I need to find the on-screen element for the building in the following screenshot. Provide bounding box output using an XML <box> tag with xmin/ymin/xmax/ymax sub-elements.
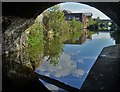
<box><xmin>82</xmin><ymin>13</ymin><xmax>92</xmax><ymax>28</ymax></box>
<box><xmin>63</xmin><ymin>10</ymin><xmax>93</xmax><ymax>28</ymax></box>
<box><xmin>63</xmin><ymin>10</ymin><xmax>83</xmax><ymax>21</ymax></box>
<box><xmin>64</xmin><ymin>13</ymin><xmax>83</xmax><ymax>21</ymax></box>
<box><xmin>63</xmin><ymin>9</ymin><xmax>72</xmax><ymax>14</ymax></box>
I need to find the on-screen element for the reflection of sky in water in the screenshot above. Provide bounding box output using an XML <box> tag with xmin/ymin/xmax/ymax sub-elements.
<box><xmin>37</xmin><ymin>53</ymin><xmax>84</xmax><ymax>78</ymax></box>
<box><xmin>35</xmin><ymin>32</ymin><xmax>115</xmax><ymax>90</ymax></box>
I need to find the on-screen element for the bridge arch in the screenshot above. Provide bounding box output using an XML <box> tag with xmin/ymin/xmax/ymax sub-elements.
<box><xmin>2</xmin><ymin>2</ymin><xmax>120</xmax><ymax>91</ymax></box>
<box><xmin>2</xmin><ymin>2</ymin><xmax>120</xmax><ymax>28</ymax></box>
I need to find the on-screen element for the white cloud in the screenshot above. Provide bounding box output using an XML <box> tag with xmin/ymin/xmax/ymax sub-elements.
<box><xmin>92</xmin><ymin>32</ymin><xmax>112</xmax><ymax>39</ymax></box>
<box><xmin>36</xmin><ymin>53</ymin><xmax>85</xmax><ymax>78</ymax></box>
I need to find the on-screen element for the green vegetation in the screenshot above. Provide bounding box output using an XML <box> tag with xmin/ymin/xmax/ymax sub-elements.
<box><xmin>43</xmin><ymin>5</ymin><xmax>67</xmax><ymax>35</ymax></box>
<box><xmin>27</xmin><ymin>5</ymin><xmax>97</xmax><ymax>67</ymax></box>
<box><xmin>99</xmin><ymin>21</ymin><xmax>109</xmax><ymax>31</ymax></box>
<box><xmin>110</xmin><ymin>22</ymin><xmax>119</xmax><ymax>31</ymax></box>
<box><xmin>43</xmin><ymin>5</ymin><xmax>83</xmax><ymax>35</ymax></box>
<box><xmin>44</xmin><ymin>36</ymin><xmax>64</xmax><ymax>66</ymax></box>
<box><xmin>88</xmin><ymin>17</ymin><xmax>96</xmax><ymax>26</ymax></box>
<box><xmin>87</xmin><ymin>17</ymin><xmax>100</xmax><ymax>31</ymax></box>
<box><xmin>68</xmin><ymin>17</ymin><xmax>82</xmax><ymax>33</ymax></box>
<box><xmin>28</xmin><ymin>22</ymin><xmax>44</xmax><ymax>67</ymax></box>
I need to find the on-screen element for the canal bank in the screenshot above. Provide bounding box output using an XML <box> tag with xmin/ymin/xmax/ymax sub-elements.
<box><xmin>81</xmin><ymin>43</ymin><xmax>120</xmax><ymax>91</ymax></box>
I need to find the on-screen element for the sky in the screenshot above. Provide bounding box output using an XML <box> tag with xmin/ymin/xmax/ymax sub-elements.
<box><xmin>59</xmin><ymin>2</ymin><xmax>110</xmax><ymax>20</ymax></box>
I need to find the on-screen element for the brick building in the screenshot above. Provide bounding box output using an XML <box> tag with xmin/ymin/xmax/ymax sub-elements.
<box><xmin>63</xmin><ymin>10</ymin><xmax>92</xmax><ymax>28</ymax></box>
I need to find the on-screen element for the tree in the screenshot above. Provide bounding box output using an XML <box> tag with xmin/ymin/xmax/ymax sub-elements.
<box><xmin>43</xmin><ymin>5</ymin><xmax>67</xmax><ymax>34</ymax></box>
<box><xmin>88</xmin><ymin>18</ymin><xmax>96</xmax><ymax>26</ymax></box>
<box><xmin>28</xmin><ymin>22</ymin><xmax>44</xmax><ymax>67</ymax></box>
<box><xmin>68</xmin><ymin>17</ymin><xmax>82</xmax><ymax>33</ymax></box>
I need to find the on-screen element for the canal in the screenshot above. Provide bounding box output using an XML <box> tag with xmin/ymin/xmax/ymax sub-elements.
<box><xmin>35</xmin><ymin>31</ymin><xmax>116</xmax><ymax>91</ymax></box>
<box><xmin>2</xmin><ymin>2</ymin><xmax>120</xmax><ymax>92</ymax></box>
<box><xmin>3</xmin><ymin>29</ymin><xmax>119</xmax><ymax>91</ymax></box>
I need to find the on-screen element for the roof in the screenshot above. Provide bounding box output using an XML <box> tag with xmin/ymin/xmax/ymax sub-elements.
<box><xmin>83</xmin><ymin>13</ymin><xmax>93</xmax><ymax>17</ymax></box>
<box><xmin>63</xmin><ymin>10</ymin><xmax>72</xmax><ymax>14</ymax></box>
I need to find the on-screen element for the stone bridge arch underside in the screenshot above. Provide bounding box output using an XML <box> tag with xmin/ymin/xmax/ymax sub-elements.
<box><xmin>2</xmin><ymin>2</ymin><xmax>120</xmax><ymax>28</ymax></box>
<box><xmin>2</xmin><ymin>2</ymin><xmax>120</xmax><ymax>91</ymax></box>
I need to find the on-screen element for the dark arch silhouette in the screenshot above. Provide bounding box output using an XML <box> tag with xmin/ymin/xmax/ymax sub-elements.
<box><xmin>2</xmin><ymin>2</ymin><xmax>120</xmax><ymax>92</ymax></box>
<box><xmin>2</xmin><ymin>2</ymin><xmax>120</xmax><ymax>28</ymax></box>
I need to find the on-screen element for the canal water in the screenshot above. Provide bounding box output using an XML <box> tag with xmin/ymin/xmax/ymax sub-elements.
<box><xmin>35</xmin><ymin>32</ymin><xmax>116</xmax><ymax>91</ymax></box>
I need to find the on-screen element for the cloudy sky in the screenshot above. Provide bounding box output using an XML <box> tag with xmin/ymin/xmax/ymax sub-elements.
<box><xmin>59</xmin><ymin>2</ymin><xmax>110</xmax><ymax>20</ymax></box>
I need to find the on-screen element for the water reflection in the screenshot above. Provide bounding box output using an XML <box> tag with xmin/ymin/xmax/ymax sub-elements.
<box><xmin>43</xmin><ymin>35</ymin><xmax>64</xmax><ymax>66</ymax></box>
<box><xmin>35</xmin><ymin>31</ymin><xmax>116</xmax><ymax>89</ymax></box>
<box><xmin>3</xmin><ymin>29</ymin><xmax>117</xmax><ymax>91</ymax></box>
<box><xmin>42</xmin><ymin>29</ymin><xmax>92</xmax><ymax>66</ymax></box>
<box><xmin>64</xmin><ymin>29</ymin><xmax>88</xmax><ymax>44</ymax></box>
<box><xmin>37</xmin><ymin>53</ymin><xmax>84</xmax><ymax>78</ymax></box>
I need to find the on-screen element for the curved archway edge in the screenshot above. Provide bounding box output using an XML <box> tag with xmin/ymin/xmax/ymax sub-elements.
<box><xmin>2</xmin><ymin>2</ymin><xmax>120</xmax><ymax>28</ymax></box>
